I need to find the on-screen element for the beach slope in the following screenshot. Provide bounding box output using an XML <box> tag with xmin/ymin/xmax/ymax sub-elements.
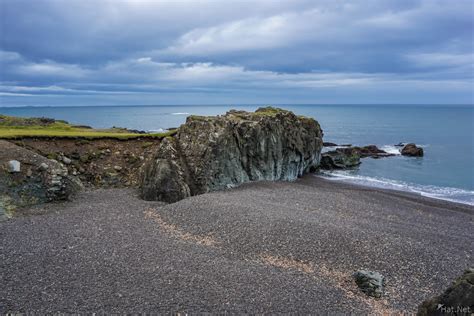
<box><xmin>1</xmin><ymin>176</ymin><xmax>472</xmax><ymax>313</ymax></box>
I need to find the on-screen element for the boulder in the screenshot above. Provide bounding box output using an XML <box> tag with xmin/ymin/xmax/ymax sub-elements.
<box><xmin>323</xmin><ymin>142</ymin><xmax>338</xmax><ymax>147</ymax></box>
<box><xmin>353</xmin><ymin>270</ymin><xmax>385</xmax><ymax>298</ymax></box>
<box><xmin>140</xmin><ymin>107</ymin><xmax>323</xmax><ymax>203</ymax></box>
<box><xmin>418</xmin><ymin>268</ymin><xmax>474</xmax><ymax>316</ymax></box>
<box><xmin>401</xmin><ymin>143</ymin><xmax>424</xmax><ymax>157</ymax></box>
<box><xmin>7</xmin><ymin>160</ymin><xmax>21</xmax><ymax>173</ymax></box>
<box><xmin>0</xmin><ymin>140</ymin><xmax>82</xmax><ymax>219</ymax></box>
<box><xmin>320</xmin><ymin>147</ymin><xmax>361</xmax><ymax>169</ymax></box>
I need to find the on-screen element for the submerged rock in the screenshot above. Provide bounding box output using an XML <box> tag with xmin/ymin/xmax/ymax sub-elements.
<box><xmin>0</xmin><ymin>140</ymin><xmax>82</xmax><ymax>219</ymax></box>
<box><xmin>140</xmin><ymin>107</ymin><xmax>323</xmax><ymax>203</ymax></box>
<box><xmin>417</xmin><ymin>268</ymin><xmax>474</xmax><ymax>316</ymax></box>
<box><xmin>353</xmin><ymin>270</ymin><xmax>385</xmax><ymax>298</ymax></box>
<box><xmin>401</xmin><ymin>143</ymin><xmax>424</xmax><ymax>157</ymax></box>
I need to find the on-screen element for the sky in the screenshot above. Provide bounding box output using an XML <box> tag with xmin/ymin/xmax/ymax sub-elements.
<box><xmin>0</xmin><ymin>0</ymin><xmax>473</xmax><ymax>106</ymax></box>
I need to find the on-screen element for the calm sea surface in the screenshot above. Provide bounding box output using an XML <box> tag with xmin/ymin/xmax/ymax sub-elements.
<box><xmin>2</xmin><ymin>104</ymin><xmax>473</xmax><ymax>205</ymax></box>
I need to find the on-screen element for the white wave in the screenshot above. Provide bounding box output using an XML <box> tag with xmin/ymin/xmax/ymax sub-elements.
<box><xmin>170</xmin><ymin>112</ymin><xmax>190</xmax><ymax>115</ymax></box>
<box><xmin>318</xmin><ymin>170</ymin><xmax>474</xmax><ymax>206</ymax></box>
<box><xmin>380</xmin><ymin>145</ymin><xmax>401</xmax><ymax>155</ymax></box>
<box><xmin>148</xmin><ymin>128</ymin><xmax>167</xmax><ymax>133</ymax></box>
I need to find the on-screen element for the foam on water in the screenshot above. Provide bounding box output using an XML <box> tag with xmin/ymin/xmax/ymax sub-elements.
<box><xmin>318</xmin><ymin>170</ymin><xmax>474</xmax><ymax>206</ymax></box>
<box><xmin>380</xmin><ymin>145</ymin><xmax>402</xmax><ymax>155</ymax></box>
<box><xmin>170</xmin><ymin>112</ymin><xmax>190</xmax><ymax>115</ymax></box>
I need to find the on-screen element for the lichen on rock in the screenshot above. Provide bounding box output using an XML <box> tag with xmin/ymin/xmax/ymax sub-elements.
<box><xmin>140</xmin><ymin>107</ymin><xmax>323</xmax><ymax>202</ymax></box>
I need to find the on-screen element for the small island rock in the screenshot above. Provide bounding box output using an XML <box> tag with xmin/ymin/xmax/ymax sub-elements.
<box><xmin>401</xmin><ymin>143</ymin><xmax>424</xmax><ymax>157</ymax></box>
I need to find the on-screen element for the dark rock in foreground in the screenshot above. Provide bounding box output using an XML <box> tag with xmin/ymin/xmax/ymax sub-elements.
<box><xmin>418</xmin><ymin>268</ymin><xmax>474</xmax><ymax>315</ymax></box>
<box><xmin>321</xmin><ymin>147</ymin><xmax>361</xmax><ymax>169</ymax></box>
<box><xmin>401</xmin><ymin>143</ymin><xmax>424</xmax><ymax>157</ymax></box>
<box><xmin>353</xmin><ymin>270</ymin><xmax>385</xmax><ymax>298</ymax></box>
<box><xmin>140</xmin><ymin>107</ymin><xmax>323</xmax><ymax>203</ymax></box>
<box><xmin>0</xmin><ymin>140</ymin><xmax>82</xmax><ymax>219</ymax></box>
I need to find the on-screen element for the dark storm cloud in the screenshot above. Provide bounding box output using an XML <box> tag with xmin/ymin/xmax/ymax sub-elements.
<box><xmin>0</xmin><ymin>0</ymin><xmax>472</xmax><ymax>105</ymax></box>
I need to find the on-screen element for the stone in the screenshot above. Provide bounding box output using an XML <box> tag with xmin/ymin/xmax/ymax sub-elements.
<box><xmin>140</xmin><ymin>107</ymin><xmax>323</xmax><ymax>203</ymax></box>
<box><xmin>7</xmin><ymin>160</ymin><xmax>21</xmax><ymax>173</ymax></box>
<box><xmin>39</xmin><ymin>162</ymin><xmax>49</xmax><ymax>171</ymax></box>
<box><xmin>353</xmin><ymin>270</ymin><xmax>385</xmax><ymax>298</ymax></box>
<box><xmin>417</xmin><ymin>268</ymin><xmax>474</xmax><ymax>316</ymax></box>
<box><xmin>401</xmin><ymin>143</ymin><xmax>424</xmax><ymax>157</ymax></box>
<box><xmin>320</xmin><ymin>148</ymin><xmax>361</xmax><ymax>169</ymax></box>
<box><xmin>62</xmin><ymin>157</ymin><xmax>72</xmax><ymax>165</ymax></box>
<box><xmin>114</xmin><ymin>165</ymin><xmax>123</xmax><ymax>171</ymax></box>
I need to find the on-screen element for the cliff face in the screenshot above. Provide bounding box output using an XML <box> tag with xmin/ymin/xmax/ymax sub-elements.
<box><xmin>140</xmin><ymin>107</ymin><xmax>323</xmax><ymax>202</ymax></box>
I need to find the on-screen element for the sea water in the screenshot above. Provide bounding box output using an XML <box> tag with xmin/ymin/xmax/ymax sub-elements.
<box><xmin>1</xmin><ymin>104</ymin><xmax>473</xmax><ymax>205</ymax></box>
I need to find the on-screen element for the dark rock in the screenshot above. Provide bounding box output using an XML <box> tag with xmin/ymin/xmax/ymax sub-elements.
<box><xmin>0</xmin><ymin>140</ymin><xmax>82</xmax><ymax>219</ymax></box>
<box><xmin>323</xmin><ymin>142</ymin><xmax>338</xmax><ymax>147</ymax></box>
<box><xmin>353</xmin><ymin>145</ymin><xmax>391</xmax><ymax>158</ymax></box>
<box><xmin>320</xmin><ymin>148</ymin><xmax>361</xmax><ymax>169</ymax></box>
<box><xmin>140</xmin><ymin>107</ymin><xmax>323</xmax><ymax>203</ymax></box>
<box><xmin>401</xmin><ymin>143</ymin><xmax>424</xmax><ymax>157</ymax></box>
<box><xmin>418</xmin><ymin>268</ymin><xmax>474</xmax><ymax>316</ymax></box>
<box><xmin>353</xmin><ymin>270</ymin><xmax>385</xmax><ymax>298</ymax></box>
<box><xmin>395</xmin><ymin>142</ymin><xmax>405</xmax><ymax>147</ymax></box>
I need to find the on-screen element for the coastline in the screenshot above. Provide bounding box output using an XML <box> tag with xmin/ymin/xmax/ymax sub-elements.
<box><xmin>2</xmin><ymin>175</ymin><xmax>472</xmax><ymax>313</ymax></box>
<box><xmin>317</xmin><ymin>171</ymin><xmax>474</xmax><ymax>207</ymax></box>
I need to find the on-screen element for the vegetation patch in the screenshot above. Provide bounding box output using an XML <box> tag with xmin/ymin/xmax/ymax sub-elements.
<box><xmin>0</xmin><ymin>114</ymin><xmax>175</xmax><ymax>139</ymax></box>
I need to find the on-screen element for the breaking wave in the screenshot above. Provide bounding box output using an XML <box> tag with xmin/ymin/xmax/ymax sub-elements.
<box><xmin>318</xmin><ymin>170</ymin><xmax>474</xmax><ymax>206</ymax></box>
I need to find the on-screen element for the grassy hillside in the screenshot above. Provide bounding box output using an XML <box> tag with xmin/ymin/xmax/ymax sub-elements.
<box><xmin>0</xmin><ymin>114</ymin><xmax>174</xmax><ymax>139</ymax></box>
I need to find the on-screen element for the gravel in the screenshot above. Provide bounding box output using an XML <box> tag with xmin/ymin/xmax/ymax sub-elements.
<box><xmin>1</xmin><ymin>176</ymin><xmax>472</xmax><ymax>313</ymax></box>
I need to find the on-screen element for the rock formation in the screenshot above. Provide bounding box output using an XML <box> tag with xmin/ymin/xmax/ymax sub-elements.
<box><xmin>320</xmin><ymin>147</ymin><xmax>361</xmax><ymax>169</ymax></box>
<box><xmin>418</xmin><ymin>268</ymin><xmax>473</xmax><ymax>315</ymax></box>
<box><xmin>401</xmin><ymin>143</ymin><xmax>424</xmax><ymax>157</ymax></box>
<box><xmin>0</xmin><ymin>140</ymin><xmax>82</xmax><ymax>220</ymax></box>
<box><xmin>140</xmin><ymin>107</ymin><xmax>323</xmax><ymax>202</ymax></box>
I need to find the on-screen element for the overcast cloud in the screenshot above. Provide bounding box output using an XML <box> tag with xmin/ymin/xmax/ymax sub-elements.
<box><xmin>0</xmin><ymin>0</ymin><xmax>472</xmax><ymax>106</ymax></box>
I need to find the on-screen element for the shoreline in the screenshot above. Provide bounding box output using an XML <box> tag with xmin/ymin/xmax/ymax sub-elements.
<box><xmin>316</xmin><ymin>172</ymin><xmax>474</xmax><ymax>207</ymax></box>
<box><xmin>2</xmin><ymin>175</ymin><xmax>472</xmax><ymax>313</ymax></box>
<box><xmin>311</xmin><ymin>174</ymin><xmax>474</xmax><ymax>211</ymax></box>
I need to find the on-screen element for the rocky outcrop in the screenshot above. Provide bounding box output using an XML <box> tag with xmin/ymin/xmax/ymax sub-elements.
<box><xmin>0</xmin><ymin>140</ymin><xmax>82</xmax><ymax>219</ymax></box>
<box><xmin>352</xmin><ymin>145</ymin><xmax>395</xmax><ymax>159</ymax></box>
<box><xmin>320</xmin><ymin>147</ymin><xmax>361</xmax><ymax>169</ymax></box>
<box><xmin>140</xmin><ymin>107</ymin><xmax>323</xmax><ymax>203</ymax></box>
<box><xmin>401</xmin><ymin>143</ymin><xmax>424</xmax><ymax>157</ymax></box>
<box><xmin>418</xmin><ymin>268</ymin><xmax>473</xmax><ymax>315</ymax></box>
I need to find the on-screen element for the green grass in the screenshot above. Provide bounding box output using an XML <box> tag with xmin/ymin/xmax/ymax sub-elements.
<box><xmin>0</xmin><ymin>114</ymin><xmax>175</xmax><ymax>139</ymax></box>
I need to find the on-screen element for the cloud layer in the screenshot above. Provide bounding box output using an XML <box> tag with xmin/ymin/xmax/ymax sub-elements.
<box><xmin>0</xmin><ymin>0</ymin><xmax>472</xmax><ymax>106</ymax></box>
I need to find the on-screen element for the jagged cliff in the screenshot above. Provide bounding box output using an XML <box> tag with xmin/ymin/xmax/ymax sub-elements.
<box><xmin>140</xmin><ymin>107</ymin><xmax>323</xmax><ymax>202</ymax></box>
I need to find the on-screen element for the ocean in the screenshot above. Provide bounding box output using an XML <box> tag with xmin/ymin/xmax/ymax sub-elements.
<box><xmin>1</xmin><ymin>104</ymin><xmax>473</xmax><ymax>205</ymax></box>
